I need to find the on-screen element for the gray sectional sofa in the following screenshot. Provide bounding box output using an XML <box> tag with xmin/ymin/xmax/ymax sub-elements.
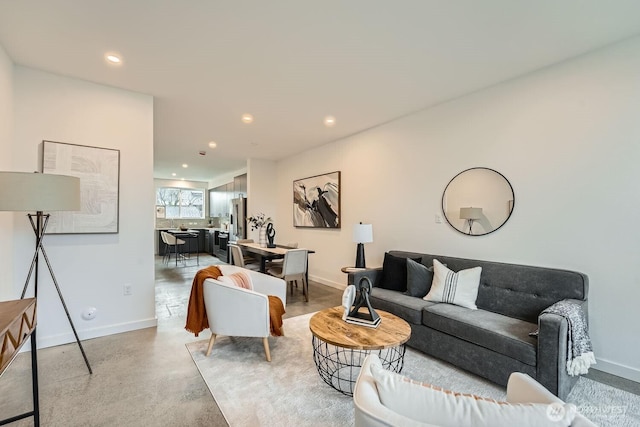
<box><xmin>348</xmin><ymin>250</ymin><xmax>589</xmax><ymax>400</ymax></box>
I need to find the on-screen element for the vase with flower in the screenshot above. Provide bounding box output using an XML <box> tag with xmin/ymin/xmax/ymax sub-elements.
<box><xmin>247</xmin><ymin>213</ymin><xmax>272</xmax><ymax>248</ymax></box>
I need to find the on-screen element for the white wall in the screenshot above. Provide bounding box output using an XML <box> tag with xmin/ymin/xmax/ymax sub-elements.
<box><xmin>11</xmin><ymin>66</ymin><xmax>156</xmax><ymax>348</ymax></box>
<box><xmin>247</xmin><ymin>158</ymin><xmax>277</xmax><ymax>242</ymax></box>
<box><xmin>276</xmin><ymin>36</ymin><xmax>640</xmax><ymax>381</ymax></box>
<box><xmin>0</xmin><ymin>44</ymin><xmax>14</xmax><ymax>301</ymax></box>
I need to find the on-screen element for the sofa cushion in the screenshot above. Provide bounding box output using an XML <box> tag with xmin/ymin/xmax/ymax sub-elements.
<box><xmin>422</xmin><ymin>304</ymin><xmax>538</xmax><ymax>366</ymax></box>
<box><xmin>405</xmin><ymin>258</ymin><xmax>434</xmax><ymax>298</ymax></box>
<box><xmin>369</xmin><ymin>355</ymin><xmax>576</xmax><ymax>427</ymax></box>
<box><xmin>424</xmin><ymin>259</ymin><xmax>482</xmax><ymax>310</ymax></box>
<box><xmin>370</xmin><ymin>288</ymin><xmax>436</xmax><ymax>325</ymax></box>
<box><xmin>379</xmin><ymin>252</ymin><xmax>422</xmax><ymax>292</ymax></box>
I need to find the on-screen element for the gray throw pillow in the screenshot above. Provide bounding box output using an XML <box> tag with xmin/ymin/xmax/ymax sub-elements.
<box><xmin>404</xmin><ymin>258</ymin><xmax>434</xmax><ymax>298</ymax></box>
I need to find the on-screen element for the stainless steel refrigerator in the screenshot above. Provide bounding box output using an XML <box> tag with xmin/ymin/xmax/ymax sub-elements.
<box><xmin>230</xmin><ymin>197</ymin><xmax>247</xmax><ymax>240</ymax></box>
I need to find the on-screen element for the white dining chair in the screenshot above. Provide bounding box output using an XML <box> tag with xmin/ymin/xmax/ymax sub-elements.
<box><xmin>267</xmin><ymin>249</ymin><xmax>309</xmax><ymax>302</ymax></box>
<box><xmin>266</xmin><ymin>242</ymin><xmax>298</xmax><ymax>269</ymax></box>
<box><xmin>229</xmin><ymin>244</ymin><xmax>260</xmax><ymax>271</ymax></box>
<box><xmin>236</xmin><ymin>239</ymin><xmax>259</xmax><ymax>265</ymax></box>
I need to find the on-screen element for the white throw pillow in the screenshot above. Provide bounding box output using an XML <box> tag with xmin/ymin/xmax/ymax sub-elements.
<box><xmin>424</xmin><ymin>259</ymin><xmax>481</xmax><ymax>309</ymax></box>
<box><xmin>369</xmin><ymin>356</ymin><xmax>576</xmax><ymax>427</ymax></box>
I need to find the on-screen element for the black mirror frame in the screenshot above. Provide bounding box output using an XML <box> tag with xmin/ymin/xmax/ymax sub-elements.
<box><xmin>441</xmin><ymin>167</ymin><xmax>515</xmax><ymax>237</ymax></box>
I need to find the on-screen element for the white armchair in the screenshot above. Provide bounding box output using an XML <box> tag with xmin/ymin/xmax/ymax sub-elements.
<box><xmin>203</xmin><ymin>265</ymin><xmax>286</xmax><ymax>362</ymax></box>
<box><xmin>353</xmin><ymin>354</ymin><xmax>596</xmax><ymax>427</ymax></box>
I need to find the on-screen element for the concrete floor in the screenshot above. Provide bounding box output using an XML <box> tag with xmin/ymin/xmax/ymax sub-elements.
<box><xmin>0</xmin><ymin>254</ymin><xmax>343</xmax><ymax>426</ymax></box>
<box><xmin>1</xmin><ymin>253</ymin><xmax>638</xmax><ymax>426</ymax></box>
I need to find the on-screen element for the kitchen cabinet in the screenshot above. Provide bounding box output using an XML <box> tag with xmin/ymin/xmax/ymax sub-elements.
<box><xmin>233</xmin><ymin>173</ymin><xmax>247</xmax><ymax>198</ymax></box>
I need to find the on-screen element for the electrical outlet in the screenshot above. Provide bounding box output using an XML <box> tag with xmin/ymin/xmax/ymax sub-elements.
<box><xmin>435</xmin><ymin>213</ymin><xmax>443</xmax><ymax>224</ymax></box>
<box><xmin>123</xmin><ymin>284</ymin><xmax>133</xmax><ymax>296</ymax></box>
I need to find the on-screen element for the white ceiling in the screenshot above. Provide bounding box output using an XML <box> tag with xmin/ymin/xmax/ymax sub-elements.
<box><xmin>1</xmin><ymin>1</ymin><xmax>640</xmax><ymax>182</ymax></box>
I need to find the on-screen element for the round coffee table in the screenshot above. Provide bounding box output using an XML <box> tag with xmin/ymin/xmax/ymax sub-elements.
<box><xmin>309</xmin><ymin>306</ymin><xmax>411</xmax><ymax>396</ymax></box>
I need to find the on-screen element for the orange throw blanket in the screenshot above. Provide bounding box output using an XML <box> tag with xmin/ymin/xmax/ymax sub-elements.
<box><xmin>268</xmin><ymin>295</ymin><xmax>285</xmax><ymax>337</ymax></box>
<box><xmin>185</xmin><ymin>265</ymin><xmax>222</xmax><ymax>337</ymax></box>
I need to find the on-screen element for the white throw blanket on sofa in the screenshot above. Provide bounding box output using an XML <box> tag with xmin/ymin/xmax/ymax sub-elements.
<box><xmin>542</xmin><ymin>300</ymin><xmax>596</xmax><ymax>376</ymax></box>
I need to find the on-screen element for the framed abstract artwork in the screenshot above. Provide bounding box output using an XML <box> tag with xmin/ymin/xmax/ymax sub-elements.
<box><xmin>42</xmin><ymin>140</ymin><xmax>120</xmax><ymax>234</ymax></box>
<box><xmin>293</xmin><ymin>171</ymin><xmax>340</xmax><ymax>228</ymax></box>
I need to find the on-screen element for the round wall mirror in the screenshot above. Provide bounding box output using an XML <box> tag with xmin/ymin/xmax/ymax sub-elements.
<box><xmin>442</xmin><ymin>167</ymin><xmax>514</xmax><ymax>236</ymax></box>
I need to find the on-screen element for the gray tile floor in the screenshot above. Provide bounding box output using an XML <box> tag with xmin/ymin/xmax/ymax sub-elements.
<box><xmin>1</xmin><ymin>253</ymin><xmax>637</xmax><ymax>426</ymax></box>
<box><xmin>0</xmin><ymin>254</ymin><xmax>343</xmax><ymax>426</ymax></box>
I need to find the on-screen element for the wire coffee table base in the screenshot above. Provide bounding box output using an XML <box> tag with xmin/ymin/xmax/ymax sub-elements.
<box><xmin>311</xmin><ymin>335</ymin><xmax>406</xmax><ymax>396</ymax></box>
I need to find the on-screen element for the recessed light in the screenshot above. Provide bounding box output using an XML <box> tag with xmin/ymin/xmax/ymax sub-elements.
<box><xmin>241</xmin><ymin>114</ymin><xmax>254</xmax><ymax>124</ymax></box>
<box><xmin>181</xmin><ymin>178</ymin><xmax>185</xmax><ymax>181</ymax></box>
<box><xmin>324</xmin><ymin>116</ymin><xmax>336</xmax><ymax>127</ymax></box>
<box><xmin>172</xmin><ymin>173</ymin><xmax>177</xmax><ymax>177</ymax></box>
<box><xmin>182</xmin><ymin>164</ymin><xmax>188</xmax><ymax>168</ymax></box>
<box><xmin>105</xmin><ymin>53</ymin><xmax>122</xmax><ymax>65</ymax></box>
<box><xmin>208</xmin><ymin>141</ymin><xmax>217</xmax><ymax>149</ymax></box>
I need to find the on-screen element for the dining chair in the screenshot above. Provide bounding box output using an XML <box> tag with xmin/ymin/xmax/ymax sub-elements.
<box><xmin>236</xmin><ymin>239</ymin><xmax>259</xmax><ymax>265</ymax></box>
<box><xmin>229</xmin><ymin>244</ymin><xmax>260</xmax><ymax>271</ymax></box>
<box><xmin>161</xmin><ymin>231</ymin><xmax>186</xmax><ymax>264</ymax></box>
<box><xmin>265</xmin><ymin>242</ymin><xmax>298</xmax><ymax>269</ymax></box>
<box><xmin>267</xmin><ymin>249</ymin><xmax>309</xmax><ymax>302</ymax></box>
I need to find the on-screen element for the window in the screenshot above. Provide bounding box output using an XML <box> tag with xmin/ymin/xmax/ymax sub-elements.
<box><xmin>156</xmin><ymin>187</ymin><xmax>204</xmax><ymax>219</ymax></box>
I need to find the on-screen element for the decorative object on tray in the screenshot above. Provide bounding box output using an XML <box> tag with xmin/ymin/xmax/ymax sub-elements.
<box><xmin>293</xmin><ymin>171</ymin><xmax>340</xmax><ymax>228</ymax></box>
<box><xmin>42</xmin><ymin>140</ymin><xmax>120</xmax><ymax>234</ymax></box>
<box><xmin>345</xmin><ymin>276</ymin><xmax>380</xmax><ymax>328</ymax></box>
<box><xmin>266</xmin><ymin>222</ymin><xmax>276</xmax><ymax>248</ymax></box>
<box><xmin>179</xmin><ymin>224</ymin><xmax>188</xmax><ymax>231</ymax></box>
<box><xmin>247</xmin><ymin>213</ymin><xmax>272</xmax><ymax>248</ymax></box>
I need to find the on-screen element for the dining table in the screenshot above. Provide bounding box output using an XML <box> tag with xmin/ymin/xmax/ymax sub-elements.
<box><xmin>236</xmin><ymin>242</ymin><xmax>315</xmax><ymax>280</ymax></box>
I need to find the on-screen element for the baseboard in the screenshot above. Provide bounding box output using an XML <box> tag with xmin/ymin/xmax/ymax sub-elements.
<box><xmin>309</xmin><ymin>274</ymin><xmax>345</xmax><ymax>291</ymax></box>
<box><xmin>595</xmin><ymin>357</ymin><xmax>640</xmax><ymax>383</ymax></box>
<box><xmin>35</xmin><ymin>317</ymin><xmax>158</xmax><ymax>349</ymax></box>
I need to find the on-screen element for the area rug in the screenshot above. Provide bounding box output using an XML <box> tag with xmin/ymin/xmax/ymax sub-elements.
<box><xmin>187</xmin><ymin>313</ymin><xmax>640</xmax><ymax>427</ymax></box>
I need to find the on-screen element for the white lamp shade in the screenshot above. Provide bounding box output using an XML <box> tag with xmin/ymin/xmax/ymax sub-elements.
<box><xmin>353</xmin><ymin>223</ymin><xmax>373</xmax><ymax>243</ymax></box>
<box><xmin>0</xmin><ymin>171</ymin><xmax>81</xmax><ymax>212</ymax></box>
<box><xmin>459</xmin><ymin>207</ymin><xmax>482</xmax><ymax>220</ymax></box>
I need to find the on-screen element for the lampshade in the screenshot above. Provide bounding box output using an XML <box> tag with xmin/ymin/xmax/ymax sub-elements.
<box><xmin>0</xmin><ymin>171</ymin><xmax>81</xmax><ymax>212</ymax></box>
<box><xmin>353</xmin><ymin>223</ymin><xmax>373</xmax><ymax>243</ymax></box>
<box><xmin>459</xmin><ymin>207</ymin><xmax>482</xmax><ymax>220</ymax></box>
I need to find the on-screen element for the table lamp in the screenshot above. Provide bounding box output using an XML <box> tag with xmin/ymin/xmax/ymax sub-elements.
<box><xmin>352</xmin><ymin>222</ymin><xmax>373</xmax><ymax>268</ymax></box>
<box><xmin>459</xmin><ymin>207</ymin><xmax>482</xmax><ymax>235</ymax></box>
<box><xmin>0</xmin><ymin>171</ymin><xmax>92</xmax><ymax>374</ymax></box>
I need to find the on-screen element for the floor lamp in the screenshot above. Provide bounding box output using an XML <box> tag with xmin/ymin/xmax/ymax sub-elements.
<box><xmin>0</xmin><ymin>171</ymin><xmax>92</xmax><ymax>374</ymax></box>
<box><xmin>459</xmin><ymin>207</ymin><xmax>482</xmax><ymax>235</ymax></box>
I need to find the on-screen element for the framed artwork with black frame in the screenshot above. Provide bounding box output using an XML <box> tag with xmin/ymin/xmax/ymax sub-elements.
<box><xmin>293</xmin><ymin>171</ymin><xmax>340</xmax><ymax>228</ymax></box>
<box><xmin>42</xmin><ymin>140</ymin><xmax>120</xmax><ymax>234</ymax></box>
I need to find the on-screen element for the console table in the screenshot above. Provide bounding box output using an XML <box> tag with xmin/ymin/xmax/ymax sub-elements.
<box><xmin>0</xmin><ymin>298</ymin><xmax>39</xmax><ymax>426</ymax></box>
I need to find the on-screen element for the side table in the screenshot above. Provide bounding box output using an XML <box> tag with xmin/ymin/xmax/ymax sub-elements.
<box><xmin>0</xmin><ymin>298</ymin><xmax>39</xmax><ymax>426</ymax></box>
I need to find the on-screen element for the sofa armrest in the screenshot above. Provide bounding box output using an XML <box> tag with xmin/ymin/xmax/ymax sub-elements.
<box><xmin>348</xmin><ymin>268</ymin><xmax>382</xmax><ymax>288</ymax></box>
<box><xmin>537</xmin><ymin>298</ymin><xmax>587</xmax><ymax>399</ymax></box>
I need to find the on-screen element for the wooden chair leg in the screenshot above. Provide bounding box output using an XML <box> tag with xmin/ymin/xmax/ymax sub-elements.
<box><xmin>263</xmin><ymin>337</ymin><xmax>271</xmax><ymax>362</ymax></box>
<box><xmin>205</xmin><ymin>333</ymin><xmax>217</xmax><ymax>357</ymax></box>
